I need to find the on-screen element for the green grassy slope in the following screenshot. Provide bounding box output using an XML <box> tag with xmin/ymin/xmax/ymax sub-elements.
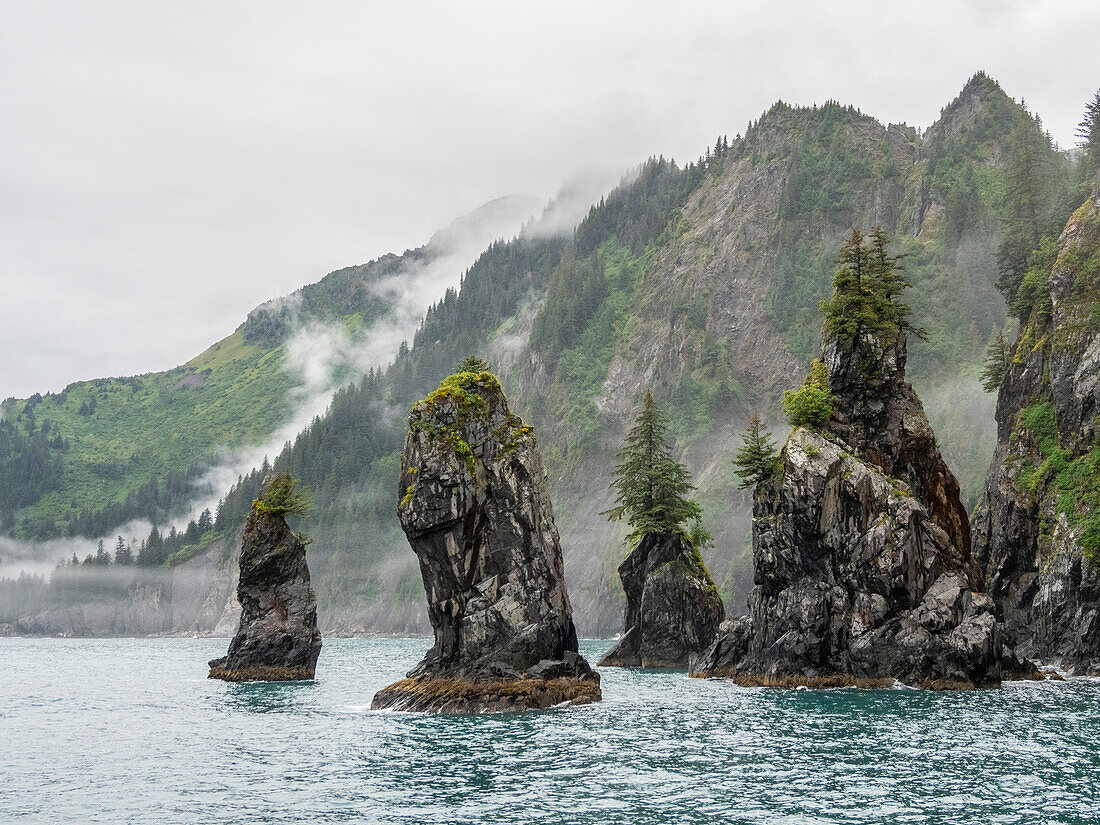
<box><xmin>0</xmin><ymin>200</ymin><xmax>533</xmax><ymax>539</ymax></box>
<box><xmin>1</xmin><ymin>229</ymin><xmax>499</xmax><ymax>539</ymax></box>
<box><xmin>1</xmin><ymin>330</ymin><xmax>294</xmax><ymax>538</ymax></box>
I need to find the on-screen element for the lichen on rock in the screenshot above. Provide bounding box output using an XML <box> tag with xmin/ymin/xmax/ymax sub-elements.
<box><xmin>371</xmin><ymin>370</ymin><xmax>600</xmax><ymax>712</ymax></box>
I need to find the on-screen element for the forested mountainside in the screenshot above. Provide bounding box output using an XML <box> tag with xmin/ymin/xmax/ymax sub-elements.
<box><xmin>0</xmin><ymin>195</ymin><xmax>538</xmax><ymax>539</ymax></box>
<box><xmin>4</xmin><ymin>73</ymin><xmax>1088</xmax><ymax>638</ymax></box>
<box><xmin>972</xmin><ymin>166</ymin><xmax>1100</xmax><ymax>673</ymax></box>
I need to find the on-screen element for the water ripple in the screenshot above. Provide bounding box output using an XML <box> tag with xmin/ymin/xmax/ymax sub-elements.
<box><xmin>2</xmin><ymin>638</ymin><xmax>1099</xmax><ymax>824</ymax></box>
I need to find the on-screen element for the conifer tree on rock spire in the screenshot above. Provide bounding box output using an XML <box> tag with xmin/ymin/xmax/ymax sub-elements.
<box><xmin>692</xmin><ymin>228</ymin><xmax>1014</xmax><ymax>690</ymax></box>
<box><xmin>603</xmin><ymin>390</ymin><xmax>701</xmax><ymax>543</ymax></box>
<box><xmin>599</xmin><ymin>391</ymin><xmax>723</xmax><ymax>669</ymax></box>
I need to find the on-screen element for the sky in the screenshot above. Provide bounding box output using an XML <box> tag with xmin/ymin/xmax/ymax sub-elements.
<box><xmin>2</xmin><ymin>0</ymin><xmax>1098</xmax><ymax>400</ymax></box>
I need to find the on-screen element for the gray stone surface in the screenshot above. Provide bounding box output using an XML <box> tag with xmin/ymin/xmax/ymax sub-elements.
<box><xmin>371</xmin><ymin>373</ymin><xmax>600</xmax><ymax>712</ymax></box>
<box><xmin>208</xmin><ymin>505</ymin><xmax>322</xmax><ymax>681</ymax></box>
<box><xmin>695</xmin><ymin>318</ymin><xmax>1003</xmax><ymax>688</ymax></box>
<box><xmin>972</xmin><ymin>174</ymin><xmax>1100</xmax><ymax>674</ymax></box>
<box><xmin>693</xmin><ymin>429</ymin><xmax>1001</xmax><ymax>688</ymax></box>
<box><xmin>599</xmin><ymin>532</ymin><xmax>724</xmax><ymax>668</ymax></box>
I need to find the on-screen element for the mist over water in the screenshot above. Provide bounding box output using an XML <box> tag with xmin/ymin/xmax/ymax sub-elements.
<box><xmin>4</xmin><ymin>637</ymin><xmax>1099</xmax><ymax>824</ymax></box>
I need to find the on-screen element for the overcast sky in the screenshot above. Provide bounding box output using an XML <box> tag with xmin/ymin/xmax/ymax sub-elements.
<box><xmin>2</xmin><ymin>1</ymin><xmax>1098</xmax><ymax>399</ymax></box>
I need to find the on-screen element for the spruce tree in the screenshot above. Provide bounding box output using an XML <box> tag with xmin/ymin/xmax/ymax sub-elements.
<box><xmin>1077</xmin><ymin>90</ymin><xmax>1100</xmax><ymax>180</ymax></box>
<box><xmin>980</xmin><ymin>329</ymin><xmax>1012</xmax><ymax>392</ymax></box>
<box><xmin>732</xmin><ymin>414</ymin><xmax>779</xmax><ymax>489</ymax></box>
<box><xmin>137</xmin><ymin>525</ymin><xmax>162</xmax><ymax>567</ymax></box>
<box><xmin>820</xmin><ymin>228</ymin><xmax>918</xmax><ymax>346</ymax></box>
<box><xmin>459</xmin><ymin>355</ymin><xmax>491</xmax><ymax>373</ymax></box>
<box><xmin>821</xmin><ymin>229</ymin><xmax>873</xmax><ymax>344</ymax></box>
<box><xmin>603</xmin><ymin>391</ymin><xmax>701</xmax><ymax>544</ymax></box>
<box><xmin>867</xmin><ymin>227</ymin><xmax>922</xmax><ymax>339</ymax></box>
<box><xmin>997</xmin><ymin>116</ymin><xmax>1048</xmax><ymax>317</ymax></box>
<box><xmin>114</xmin><ymin>535</ymin><xmax>132</xmax><ymax>565</ymax></box>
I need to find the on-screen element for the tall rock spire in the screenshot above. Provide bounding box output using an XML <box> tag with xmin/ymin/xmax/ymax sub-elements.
<box><xmin>208</xmin><ymin>472</ymin><xmax>322</xmax><ymax>682</ymax></box>
<box><xmin>372</xmin><ymin>368</ymin><xmax>600</xmax><ymax>712</ymax></box>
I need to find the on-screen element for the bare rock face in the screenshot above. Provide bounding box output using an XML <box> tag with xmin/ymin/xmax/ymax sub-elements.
<box><xmin>693</xmin><ymin>429</ymin><xmax>1001</xmax><ymax>687</ymax></box>
<box><xmin>208</xmin><ymin>503</ymin><xmax>322</xmax><ymax>682</ymax></box>
<box><xmin>972</xmin><ymin>176</ymin><xmax>1100</xmax><ymax>674</ymax></box>
<box><xmin>371</xmin><ymin>371</ymin><xmax>600</xmax><ymax>712</ymax></box>
<box><xmin>694</xmin><ymin>330</ymin><xmax>1004</xmax><ymax>689</ymax></box>
<box><xmin>598</xmin><ymin>532</ymin><xmax>724</xmax><ymax>668</ymax></box>
<box><xmin>825</xmin><ymin>333</ymin><xmax>975</xmax><ymax>570</ymax></box>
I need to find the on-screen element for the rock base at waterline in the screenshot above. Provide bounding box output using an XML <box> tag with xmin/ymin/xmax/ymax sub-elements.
<box><xmin>371</xmin><ymin>673</ymin><xmax>601</xmax><ymax>713</ymax></box>
<box><xmin>207</xmin><ymin>662</ymin><xmax>317</xmax><ymax>682</ymax></box>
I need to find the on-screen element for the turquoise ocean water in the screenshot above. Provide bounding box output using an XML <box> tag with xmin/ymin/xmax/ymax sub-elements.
<box><xmin>2</xmin><ymin>637</ymin><xmax>1099</xmax><ymax>824</ymax></box>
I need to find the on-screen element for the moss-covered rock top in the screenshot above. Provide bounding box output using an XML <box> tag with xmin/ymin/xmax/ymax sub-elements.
<box><xmin>415</xmin><ymin>370</ymin><xmax>501</xmax><ymax>419</ymax></box>
<box><xmin>404</xmin><ymin>370</ymin><xmax>535</xmax><ymax>479</ymax></box>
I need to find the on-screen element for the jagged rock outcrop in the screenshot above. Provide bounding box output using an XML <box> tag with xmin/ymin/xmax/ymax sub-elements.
<box><xmin>824</xmin><ymin>333</ymin><xmax>976</xmax><ymax>568</ymax></box>
<box><xmin>972</xmin><ymin>175</ymin><xmax>1100</xmax><ymax>674</ymax></box>
<box><xmin>694</xmin><ymin>329</ymin><xmax>1006</xmax><ymax>688</ymax></box>
<box><xmin>598</xmin><ymin>532</ymin><xmax>724</xmax><ymax>668</ymax></box>
<box><xmin>371</xmin><ymin>371</ymin><xmax>600</xmax><ymax>712</ymax></box>
<box><xmin>208</xmin><ymin>492</ymin><xmax>322</xmax><ymax>682</ymax></box>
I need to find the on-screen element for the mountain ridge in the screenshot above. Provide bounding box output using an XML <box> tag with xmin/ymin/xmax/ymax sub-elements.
<box><xmin>3</xmin><ymin>73</ymin><xmax>1086</xmax><ymax>641</ymax></box>
<box><xmin>0</xmin><ymin>195</ymin><xmax>541</xmax><ymax>539</ymax></box>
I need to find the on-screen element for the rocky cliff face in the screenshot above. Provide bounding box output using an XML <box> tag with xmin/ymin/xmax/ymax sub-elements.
<box><xmin>693</xmin><ymin>330</ymin><xmax>1004</xmax><ymax>688</ymax></box>
<box><xmin>209</xmin><ymin>502</ymin><xmax>322</xmax><ymax>681</ymax></box>
<box><xmin>598</xmin><ymin>532</ymin><xmax>724</xmax><ymax>668</ymax></box>
<box><xmin>824</xmin><ymin>333</ymin><xmax>975</xmax><ymax>571</ymax></box>
<box><xmin>693</xmin><ymin>428</ymin><xmax>1000</xmax><ymax>687</ymax></box>
<box><xmin>972</xmin><ymin>176</ymin><xmax>1100</xmax><ymax>674</ymax></box>
<box><xmin>517</xmin><ymin>75</ymin><xmax>1032</xmax><ymax>637</ymax></box>
<box><xmin>371</xmin><ymin>371</ymin><xmax>600</xmax><ymax>712</ymax></box>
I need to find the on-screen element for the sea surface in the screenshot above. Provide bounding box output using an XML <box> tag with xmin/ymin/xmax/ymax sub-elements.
<box><xmin>2</xmin><ymin>638</ymin><xmax>1099</xmax><ymax>824</ymax></box>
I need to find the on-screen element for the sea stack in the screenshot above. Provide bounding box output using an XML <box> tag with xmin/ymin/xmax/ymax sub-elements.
<box><xmin>371</xmin><ymin>367</ymin><xmax>600</xmax><ymax>712</ymax></box>
<box><xmin>598</xmin><ymin>532</ymin><xmax>724</xmax><ymax>668</ymax></box>
<box><xmin>693</xmin><ymin>231</ymin><xmax>1004</xmax><ymax>689</ymax></box>
<box><xmin>208</xmin><ymin>472</ymin><xmax>322</xmax><ymax>682</ymax></box>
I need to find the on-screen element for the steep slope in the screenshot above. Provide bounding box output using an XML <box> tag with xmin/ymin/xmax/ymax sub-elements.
<box><xmin>5</xmin><ymin>74</ymin><xmax>1078</xmax><ymax>640</ymax></box>
<box><xmin>0</xmin><ymin>196</ymin><xmax>539</xmax><ymax>540</ymax></box>
<box><xmin>512</xmin><ymin>73</ymin><xmax>1065</xmax><ymax>633</ymax></box>
<box><xmin>972</xmin><ymin>172</ymin><xmax>1100</xmax><ymax>673</ymax></box>
<box><xmin>233</xmin><ymin>73</ymin><xmax>1061</xmax><ymax>637</ymax></box>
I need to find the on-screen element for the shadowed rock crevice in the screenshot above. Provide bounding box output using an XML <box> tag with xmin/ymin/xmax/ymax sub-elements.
<box><xmin>371</xmin><ymin>370</ymin><xmax>600</xmax><ymax>712</ymax></box>
<box><xmin>598</xmin><ymin>532</ymin><xmax>724</xmax><ymax>668</ymax></box>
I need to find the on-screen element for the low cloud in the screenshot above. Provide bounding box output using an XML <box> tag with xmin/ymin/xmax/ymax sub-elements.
<box><xmin>1</xmin><ymin>180</ymin><xmax>622</xmax><ymax>579</ymax></box>
<box><xmin>523</xmin><ymin>168</ymin><xmax>637</xmax><ymax>240</ymax></box>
